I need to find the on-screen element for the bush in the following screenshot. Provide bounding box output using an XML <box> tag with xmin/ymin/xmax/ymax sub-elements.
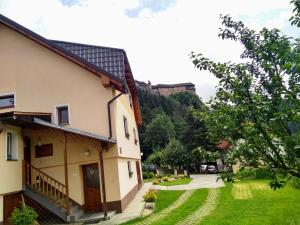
<box><xmin>170</xmin><ymin>175</ymin><xmax>179</xmax><ymax>179</ymax></box>
<box><xmin>162</xmin><ymin>176</ymin><xmax>169</xmax><ymax>182</ymax></box>
<box><xmin>148</xmin><ymin>172</ymin><xmax>156</xmax><ymax>178</ymax></box>
<box><xmin>157</xmin><ymin>174</ymin><xmax>163</xmax><ymax>178</ymax></box>
<box><xmin>143</xmin><ymin>189</ymin><xmax>157</xmax><ymax>202</ymax></box>
<box><xmin>178</xmin><ymin>174</ymin><xmax>186</xmax><ymax>179</ymax></box>
<box><xmin>291</xmin><ymin>177</ymin><xmax>300</xmax><ymax>189</ymax></box>
<box><xmin>11</xmin><ymin>204</ymin><xmax>38</xmax><ymax>225</ymax></box>
<box><xmin>236</xmin><ymin>168</ymin><xmax>256</xmax><ymax>179</ymax></box>
<box><xmin>236</xmin><ymin>168</ymin><xmax>271</xmax><ymax>180</ymax></box>
<box><xmin>143</xmin><ymin>172</ymin><xmax>149</xmax><ymax>180</ymax></box>
<box><xmin>255</xmin><ymin>168</ymin><xmax>271</xmax><ymax>179</ymax></box>
<box><xmin>153</xmin><ymin>180</ymin><xmax>160</xmax><ymax>185</ymax></box>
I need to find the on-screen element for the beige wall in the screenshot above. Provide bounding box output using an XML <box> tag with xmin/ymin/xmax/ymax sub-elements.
<box><xmin>0</xmin><ymin>125</ymin><xmax>23</xmax><ymax>195</ymax></box>
<box><xmin>113</xmin><ymin>92</ymin><xmax>141</xmax><ymax>159</ymax></box>
<box><xmin>0</xmin><ymin>24</ymin><xmax>114</xmax><ymax>137</ymax></box>
<box><xmin>117</xmin><ymin>158</ymin><xmax>139</xmax><ymax>199</ymax></box>
<box><xmin>0</xmin><ymin>23</ymin><xmax>143</xmax><ymax>210</ymax></box>
<box><xmin>29</xmin><ymin>129</ymin><xmax>121</xmax><ymax>204</ymax></box>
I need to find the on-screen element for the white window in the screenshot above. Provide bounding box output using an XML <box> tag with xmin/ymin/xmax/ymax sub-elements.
<box><xmin>6</xmin><ymin>131</ymin><xmax>18</xmax><ymax>160</ymax></box>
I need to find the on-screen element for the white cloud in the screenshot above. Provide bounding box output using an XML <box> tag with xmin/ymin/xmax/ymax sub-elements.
<box><xmin>0</xmin><ymin>0</ymin><xmax>294</xmax><ymax>101</ymax></box>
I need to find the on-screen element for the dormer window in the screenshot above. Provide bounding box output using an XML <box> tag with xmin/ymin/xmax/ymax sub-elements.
<box><xmin>0</xmin><ymin>94</ymin><xmax>15</xmax><ymax>109</ymax></box>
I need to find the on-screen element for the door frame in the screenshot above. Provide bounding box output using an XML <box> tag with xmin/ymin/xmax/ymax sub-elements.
<box><xmin>136</xmin><ymin>161</ymin><xmax>142</xmax><ymax>189</ymax></box>
<box><xmin>23</xmin><ymin>137</ymin><xmax>31</xmax><ymax>185</ymax></box>
<box><xmin>82</xmin><ymin>163</ymin><xmax>102</xmax><ymax>211</ymax></box>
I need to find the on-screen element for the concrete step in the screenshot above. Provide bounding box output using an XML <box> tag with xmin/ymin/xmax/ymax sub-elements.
<box><xmin>77</xmin><ymin>211</ymin><xmax>117</xmax><ymax>223</ymax></box>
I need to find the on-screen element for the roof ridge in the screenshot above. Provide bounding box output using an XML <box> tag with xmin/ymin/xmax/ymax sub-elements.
<box><xmin>50</xmin><ymin>39</ymin><xmax>125</xmax><ymax>52</ymax></box>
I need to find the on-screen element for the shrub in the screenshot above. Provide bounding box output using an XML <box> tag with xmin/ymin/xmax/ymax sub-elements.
<box><xmin>291</xmin><ymin>177</ymin><xmax>300</xmax><ymax>189</ymax></box>
<box><xmin>236</xmin><ymin>168</ymin><xmax>271</xmax><ymax>180</ymax></box>
<box><xmin>255</xmin><ymin>168</ymin><xmax>271</xmax><ymax>179</ymax></box>
<box><xmin>143</xmin><ymin>172</ymin><xmax>149</xmax><ymax>180</ymax></box>
<box><xmin>170</xmin><ymin>175</ymin><xmax>179</xmax><ymax>179</ymax></box>
<box><xmin>143</xmin><ymin>189</ymin><xmax>157</xmax><ymax>202</ymax></box>
<box><xmin>156</xmin><ymin>174</ymin><xmax>163</xmax><ymax>178</ymax></box>
<box><xmin>236</xmin><ymin>168</ymin><xmax>256</xmax><ymax>179</ymax></box>
<box><xmin>162</xmin><ymin>176</ymin><xmax>169</xmax><ymax>182</ymax></box>
<box><xmin>178</xmin><ymin>174</ymin><xmax>186</xmax><ymax>179</ymax></box>
<box><xmin>153</xmin><ymin>180</ymin><xmax>160</xmax><ymax>185</ymax></box>
<box><xmin>148</xmin><ymin>172</ymin><xmax>156</xmax><ymax>178</ymax></box>
<box><xmin>11</xmin><ymin>204</ymin><xmax>38</xmax><ymax>225</ymax></box>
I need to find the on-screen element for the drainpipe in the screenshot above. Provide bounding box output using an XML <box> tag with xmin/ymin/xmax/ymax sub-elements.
<box><xmin>107</xmin><ymin>92</ymin><xmax>124</xmax><ymax>139</ymax></box>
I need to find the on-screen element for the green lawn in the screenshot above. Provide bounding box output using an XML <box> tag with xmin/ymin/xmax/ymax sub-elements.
<box><xmin>121</xmin><ymin>190</ymin><xmax>184</xmax><ymax>225</ymax></box>
<box><xmin>160</xmin><ymin>178</ymin><xmax>192</xmax><ymax>186</ymax></box>
<box><xmin>200</xmin><ymin>180</ymin><xmax>300</xmax><ymax>225</ymax></box>
<box><xmin>151</xmin><ymin>189</ymin><xmax>208</xmax><ymax>225</ymax></box>
<box><xmin>122</xmin><ymin>179</ymin><xmax>300</xmax><ymax>225</ymax></box>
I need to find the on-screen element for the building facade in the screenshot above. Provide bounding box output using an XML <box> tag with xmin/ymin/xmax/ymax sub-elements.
<box><xmin>0</xmin><ymin>14</ymin><xmax>142</xmax><ymax>224</ymax></box>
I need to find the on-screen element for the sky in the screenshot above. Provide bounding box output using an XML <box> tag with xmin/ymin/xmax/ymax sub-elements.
<box><xmin>0</xmin><ymin>0</ymin><xmax>296</xmax><ymax>101</ymax></box>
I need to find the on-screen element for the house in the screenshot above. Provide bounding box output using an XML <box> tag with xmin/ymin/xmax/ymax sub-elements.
<box><xmin>0</xmin><ymin>14</ymin><xmax>143</xmax><ymax>224</ymax></box>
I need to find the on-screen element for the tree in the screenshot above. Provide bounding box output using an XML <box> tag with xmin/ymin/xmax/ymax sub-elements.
<box><xmin>161</xmin><ymin>139</ymin><xmax>190</xmax><ymax>168</ymax></box>
<box><xmin>145</xmin><ymin>113</ymin><xmax>175</xmax><ymax>150</ymax></box>
<box><xmin>191</xmin><ymin>13</ymin><xmax>300</xmax><ymax>180</ymax></box>
<box><xmin>146</xmin><ymin>150</ymin><xmax>163</xmax><ymax>167</ymax></box>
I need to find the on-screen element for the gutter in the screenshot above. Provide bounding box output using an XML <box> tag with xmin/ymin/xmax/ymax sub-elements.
<box><xmin>107</xmin><ymin>92</ymin><xmax>124</xmax><ymax>139</ymax></box>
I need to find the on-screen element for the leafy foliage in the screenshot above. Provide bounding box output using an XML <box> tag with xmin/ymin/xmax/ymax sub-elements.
<box><xmin>137</xmin><ymin>88</ymin><xmax>215</xmax><ymax>163</ymax></box>
<box><xmin>191</xmin><ymin>13</ymin><xmax>300</xmax><ymax>179</ymax></box>
<box><xmin>11</xmin><ymin>203</ymin><xmax>38</xmax><ymax>225</ymax></box>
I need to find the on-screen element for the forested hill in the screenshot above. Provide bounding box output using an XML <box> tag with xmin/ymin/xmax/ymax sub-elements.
<box><xmin>137</xmin><ymin>88</ymin><xmax>215</xmax><ymax>160</ymax></box>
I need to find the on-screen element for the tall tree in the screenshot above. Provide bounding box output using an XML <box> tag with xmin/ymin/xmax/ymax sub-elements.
<box><xmin>144</xmin><ymin>113</ymin><xmax>175</xmax><ymax>151</ymax></box>
<box><xmin>191</xmin><ymin>13</ymin><xmax>300</xmax><ymax>179</ymax></box>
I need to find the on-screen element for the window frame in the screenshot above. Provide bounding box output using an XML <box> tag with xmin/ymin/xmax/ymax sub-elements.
<box><xmin>0</xmin><ymin>93</ymin><xmax>15</xmax><ymax>109</ymax></box>
<box><xmin>6</xmin><ymin>130</ymin><xmax>18</xmax><ymax>161</ymax></box>
<box><xmin>127</xmin><ymin>161</ymin><xmax>133</xmax><ymax>178</ymax></box>
<box><xmin>123</xmin><ymin>116</ymin><xmax>130</xmax><ymax>139</ymax></box>
<box><xmin>56</xmin><ymin>105</ymin><xmax>70</xmax><ymax>126</ymax></box>
<box><xmin>133</xmin><ymin>128</ymin><xmax>138</xmax><ymax>145</ymax></box>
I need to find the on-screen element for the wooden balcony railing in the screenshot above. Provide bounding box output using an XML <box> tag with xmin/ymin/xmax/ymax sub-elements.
<box><xmin>23</xmin><ymin>161</ymin><xmax>70</xmax><ymax>214</ymax></box>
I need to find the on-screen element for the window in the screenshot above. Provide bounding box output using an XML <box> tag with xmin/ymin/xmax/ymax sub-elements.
<box><xmin>7</xmin><ymin>131</ymin><xmax>18</xmax><ymax>160</ymax></box>
<box><xmin>35</xmin><ymin>144</ymin><xmax>53</xmax><ymax>158</ymax></box>
<box><xmin>133</xmin><ymin>128</ymin><xmax>138</xmax><ymax>145</ymax></box>
<box><xmin>57</xmin><ymin>106</ymin><xmax>69</xmax><ymax>125</ymax></box>
<box><xmin>123</xmin><ymin>116</ymin><xmax>130</xmax><ymax>138</ymax></box>
<box><xmin>0</xmin><ymin>94</ymin><xmax>15</xmax><ymax>109</ymax></box>
<box><xmin>128</xmin><ymin>161</ymin><xmax>133</xmax><ymax>178</ymax></box>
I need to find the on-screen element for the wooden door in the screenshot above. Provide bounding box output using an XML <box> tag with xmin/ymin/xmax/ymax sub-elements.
<box><xmin>136</xmin><ymin>161</ymin><xmax>142</xmax><ymax>189</ymax></box>
<box><xmin>83</xmin><ymin>164</ymin><xmax>102</xmax><ymax>211</ymax></box>
<box><xmin>3</xmin><ymin>192</ymin><xmax>22</xmax><ymax>225</ymax></box>
<box><xmin>23</xmin><ymin>137</ymin><xmax>31</xmax><ymax>184</ymax></box>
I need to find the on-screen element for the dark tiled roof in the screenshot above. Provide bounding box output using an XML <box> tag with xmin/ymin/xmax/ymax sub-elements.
<box><xmin>51</xmin><ymin>40</ymin><xmax>126</xmax><ymax>81</ymax></box>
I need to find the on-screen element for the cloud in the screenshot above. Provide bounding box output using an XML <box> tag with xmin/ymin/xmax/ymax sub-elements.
<box><xmin>0</xmin><ymin>0</ymin><xmax>294</xmax><ymax>101</ymax></box>
<box><xmin>126</xmin><ymin>0</ymin><xmax>177</xmax><ymax>17</ymax></box>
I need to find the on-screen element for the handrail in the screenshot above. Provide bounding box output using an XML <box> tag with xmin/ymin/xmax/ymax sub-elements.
<box><xmin>23</xmin><ymin>161</ymin><xmax>70</xmax><ymax>213</ymax></box>
<box><xmin>27</xmin><ymin>162</ymin><xmax>66</xmax><ymax>187</ymax></box>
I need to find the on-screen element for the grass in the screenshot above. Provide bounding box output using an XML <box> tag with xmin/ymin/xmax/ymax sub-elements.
<box><xmin>200</xmin><ymin>180</ymin><xmax>300</xmax><ymax>225</ymax></box>
<box><xmin>151</xmin><ymin>189</ymin><xmax>208</xmax><ymax>225</ymax></box>
<box><xmin>159</xmin><ymin>178</ymin><xmax>192</xmax><ymax>186</ymax></box>
<box><xmin>121</xmin><ymin>190</ymin><xmax>184</xmax><ymax>225</ymax></box>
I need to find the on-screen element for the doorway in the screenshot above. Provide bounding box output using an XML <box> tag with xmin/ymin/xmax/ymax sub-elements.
<box><xmin>83</xmin><ymin>163</ymin><xmax>102</xmax><ymax>211</ymax></box>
